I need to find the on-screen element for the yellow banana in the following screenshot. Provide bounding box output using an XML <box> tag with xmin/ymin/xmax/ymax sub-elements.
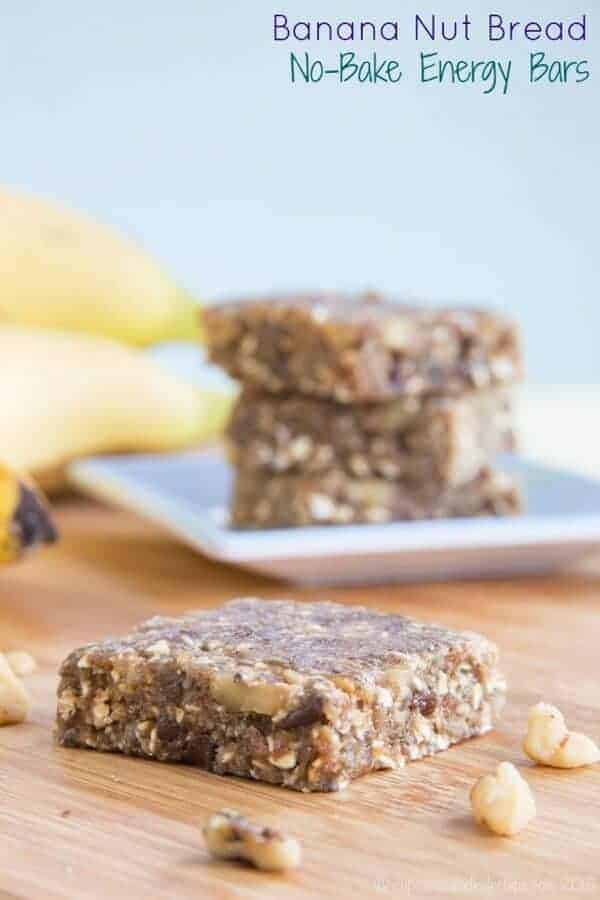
<box><xmin>0</xmin><ymin>187</ymin><xmax>202</xmax><ymax>345</ymax></box>
<box><xmin>0</xmin><ymin>464</ymin><xmax>57</xmax><ymax>563</ymax></box>
<box><xmin>0</xmin><ymin>327</ymin><xmax>233</xmax><ymax>491</ymax></box>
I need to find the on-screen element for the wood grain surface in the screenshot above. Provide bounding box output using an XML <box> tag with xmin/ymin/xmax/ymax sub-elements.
<box><xmin>1</xmin><ymin>497</ymin><xmax>599</xmax><ymax>899</ymax></box>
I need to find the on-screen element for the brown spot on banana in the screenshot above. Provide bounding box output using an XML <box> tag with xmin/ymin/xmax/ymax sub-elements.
<box><xmin>0</xmin><ymin>464</ymin><xmax>58</xmax><ymax>563</ymax></box>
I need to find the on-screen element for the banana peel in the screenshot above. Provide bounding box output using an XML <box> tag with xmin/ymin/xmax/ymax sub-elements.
<box><xmin>0</xmin><ymin>464</ymin><xmax>58</xmax><ymax>563</ymax></box>
<box><xmin>0</xmin><ymin>187</ymin><xmax>202</xmax><ymax>345</ymax></box>
<box><xmin>0</xmin><ymin>327</ymin><xmax>233</xmax><ymax>492</ymax></box>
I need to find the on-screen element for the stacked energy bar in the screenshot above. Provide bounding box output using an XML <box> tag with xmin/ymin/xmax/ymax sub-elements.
<box><xmin>204</xmin><ymin>294</ymin><xmax>523</xmax><ymax>528</ymax></box>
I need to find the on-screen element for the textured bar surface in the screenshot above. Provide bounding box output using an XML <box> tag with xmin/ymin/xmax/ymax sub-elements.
<box><xmin>203</xmin><ymin>294</ymin><xmax>523</xmax><ymax>402</ymax></box>
<box><xmin>56</xmin><ymin>598</ymin><xmax>506</xmax><ymax>792</ymax></box>
<box><xmin>230</xmin><ymin>468</ymin><xmax>521</xmax><ymax>528</ymax></box>
<box><xmin>228</xmin><ymin>387</ymin><xmax>515</xmax><ymax>486</ymax></box>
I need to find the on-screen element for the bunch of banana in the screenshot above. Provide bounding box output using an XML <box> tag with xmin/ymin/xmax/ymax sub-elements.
<box><xmin>0</xmin><ymin>464</ymin><xmax>57</xmax><ymax>564</ymax></box>
<box><xmin>0</xmin><ymin>188</ymin><xmax>231</xmax><ymax>493</ymax></box>
<box><xmin>0</xmin><ymin>327</ymin><xmax>232</xmax><ymax>492</ymax></box>
<box><xmin>0</xmin><ymin>187</ymin><xmax>202</xmax><ymax>345</ymax></box>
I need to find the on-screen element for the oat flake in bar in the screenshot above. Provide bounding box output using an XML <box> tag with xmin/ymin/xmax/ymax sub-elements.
<box><xmin>227</xmin><ymin>386</ymin><xmax>515</xmax><ymax>486</ymax></box>
<box><xmin>56</xmin><ymin>598</ymin><xmax>506</xmax><ymax>792</ymax></box>
<box><xmin>203</xmin><ymin>294</ymin><xmax>523</xmax><ymax>402</ymax></box>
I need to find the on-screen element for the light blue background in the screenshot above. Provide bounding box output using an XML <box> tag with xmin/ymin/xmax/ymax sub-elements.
<box><xmin>2</xmin><ymin>2</ymin><xmax>598</xmax><ymax>382</ymax></box>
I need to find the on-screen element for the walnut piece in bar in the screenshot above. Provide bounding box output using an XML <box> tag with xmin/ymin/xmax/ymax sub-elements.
<box><xmin>203</xmin><ymin>294</ymin><xmax>523</xmax><ymax>402</ymax></box>
<box><xmin>228</xmin><ymin>387</ymin><xmax>515</xmax><ymax>486</ymax></box>
<box><xmin>230</xmin><ymin>467</ymin><xmax>521</xmax><ymax>528</ymax></box>
<box><xmin>56</xmin><ymin>598</ymin><xmax>506</xmax><ymax>792</ymax></box>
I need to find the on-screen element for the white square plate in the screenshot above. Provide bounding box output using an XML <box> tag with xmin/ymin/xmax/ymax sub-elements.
<box><xmin>69</xmin><ymin>451</ymin><xmax>600</xmax><ymax>585</ymax></box>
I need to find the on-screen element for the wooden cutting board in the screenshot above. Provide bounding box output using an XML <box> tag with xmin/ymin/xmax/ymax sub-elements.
<box><xmin>1</xmin><ymin>498</ymin><xmax>599</xmax><ymax>900</ymax></box>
